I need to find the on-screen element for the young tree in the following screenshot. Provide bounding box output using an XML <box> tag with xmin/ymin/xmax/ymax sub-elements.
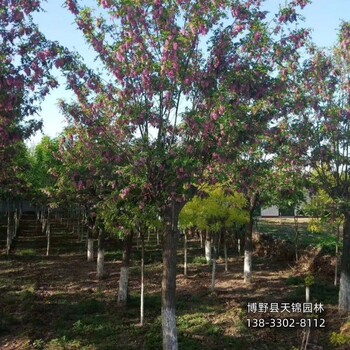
<box><xmin>180</xmin><ymin>184</ymin><xmax>248</xmax><ymax>289</ymax></box>
<box><xmin>289</xmin><ymin>22</ymin><xmax>350</xmax><ymax>310</ymax></box>
<box><xmin>57</xmin><ymin>128</ymin><xmax>117</xmax><ymax>267</ymax></box>
<box><xmin>303</xmin><ymin>187</ymin><xmax>343</xmax><ymax>286</ymax></box>
<box><xmin>222</xmin><ymin>150</ymin><xmax>274</xmax><ymax>283</ymax></box>
<box><xmin>267</xmin><ymin>164</ymin><xmax>307</xmax><ymax>261</ymax></box>
<box><xmin>26</xmin><ymin>136</ymin><xmax>63</xmax><ymax>255</ymax></box>
<box><xmin>217</xmin><ymin>126</ymin><xmax>306</xmax><ymax>282</ymax></box>
<box><xmin>199</xmin><ymin>6</ymin><xmax>311</xmax><ymax>283</ymax></box>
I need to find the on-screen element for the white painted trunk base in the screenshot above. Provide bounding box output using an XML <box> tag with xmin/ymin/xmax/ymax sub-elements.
<box><xmin>211</xmin><ymin>258</ymin><xmax>216</xmax><ymax>292</ymax></box>
<box><xmin>140</xmin><ymin>276</ymin><xmax>144</xmax><ymax>325</ymax></box>
<box><xmin>6</xmin><ymin>232</ymin><xmax>11</xmax><ymax>255</ymax></box>
<box><xmin>87</xmin><ymin>239</ymin><xmax>94</xmax><ymax>262</ymax></box>
<box><xmin>118</xmin><ymin>266</ymin><xmax>129</xmax><ymax>304</ymax></box>
<box><xmin>224</xmin><ymin>242</ymin><xmax>228</xmax><ymax>272</ymax></box>
<box><xmin>305</xmin><ymin>286</ymin><xmax>310</xmax><ymax>303</ymax></box>
<box><xmin>244</xmin><ymin>250</ymin><xmax>252</xmax><ymax>283</ymax></box>
<box><xmin>97</xmin><ymin>248</ymin><xmax>104</xmax><ymax>279</ymax></box>
<box><xmin>14</xmin><ymin>212</ymin><xmax>19</xmax><ymax>238</ymax></box>
<box><xmin>339</xmin><ymin>271</ymin><xmax>350</xmax><ymax>311</ymax></box>
<box><xmin>46</xmin><ymin>223</ymin><xmax>51</xmax><ymax>256</ymax></box>
<box><xmin>140</xmin><ymin>234</ymin><xmax>145</xmax><ymax>326</ymax></box>
<box><xmin>162</xmin><ymin>306</ymin><xmax>178</xmax><ymax>350</ymax></box>
<box><xmin>205</xmin><ymin>240</ymin><xmax>211</xmax><ymax>264</ymax></box>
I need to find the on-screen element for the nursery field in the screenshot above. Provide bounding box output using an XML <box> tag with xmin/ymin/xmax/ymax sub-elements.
<box><xmin>3</xmin><ymin>1</ymin><xmax>350</xmax><ymax>349</ymax></box>
<box><xmin>0</xmin><ymin>215</ymin><xmax>349</xmax><ymax>350</ymax></box>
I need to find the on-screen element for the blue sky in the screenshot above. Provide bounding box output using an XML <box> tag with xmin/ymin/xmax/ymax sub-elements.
<box><xmin>27</xmin><ymin>0</ymin><xmax>350</xmax><ymax>146</ymax></box>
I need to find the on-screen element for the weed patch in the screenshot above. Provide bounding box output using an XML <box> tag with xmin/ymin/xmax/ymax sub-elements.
<box><xmin>20</xmin><ymin>249</ymin><xmax>36</xmax><ymax>256</ymax></box>
<box><xmin>191</xmin><ymin>256</ymin><xmax>207</xmax><ymax>265</ymax></box>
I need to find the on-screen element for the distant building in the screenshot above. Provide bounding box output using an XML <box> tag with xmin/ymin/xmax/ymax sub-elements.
<box><xmin>260</xmin><ymin>205</ymin><xmax>301</xmax><ymax>217</ymax></box>
<box><xmin>259</xmin><ymin>189</ymin><xmax>314</xmax><ymax>218</ymax></box>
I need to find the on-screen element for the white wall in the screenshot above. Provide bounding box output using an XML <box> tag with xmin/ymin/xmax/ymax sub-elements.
<box><xmin>261</xmin><ymin>205</ymin><xmax>279</xmax><ymax>217</ymax></box>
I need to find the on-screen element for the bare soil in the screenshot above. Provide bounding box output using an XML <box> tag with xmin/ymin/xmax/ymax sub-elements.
<box><xmin>0</xmin><ymin>219</ymin><xmax>349</xmax><ymax>349</ymax></box>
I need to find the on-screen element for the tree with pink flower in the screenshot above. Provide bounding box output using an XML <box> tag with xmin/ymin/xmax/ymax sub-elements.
<box><xmin>59</xmin><ymin>1</ymin><xmax>311</xmax><ymax>348</ymax></box>
<box><xmin>288</xmin><ymin>21</ymin><xmax>350</xmax><ymax>311</ymax></box>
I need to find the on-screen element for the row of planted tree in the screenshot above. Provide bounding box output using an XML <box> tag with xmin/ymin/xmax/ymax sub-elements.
<box><xmin>1</xmin><ymin>1</ymin><xmax>350</xmax><ymax>349</ymax></box>
<box><xmin>1</xmin><ymin>189</ymin><xmax>248</xmax><ymax>330</ymax></box>
<box><xmin>1</xmin><ymin>182</ymin><xmax>248</xmax><ymax>297</ymax></box>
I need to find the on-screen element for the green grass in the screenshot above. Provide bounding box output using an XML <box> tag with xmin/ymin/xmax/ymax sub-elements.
<box><xmin>258</xmin><ymin>220</ymin><xmax>340</xmax><ymax>255</ymax></box>
<box><xmin>20</xmin><ymin>248</ymin><xmax>37</xmax><ymax>256</ymax></box>
<box><xmin>178</xmin><ymin>313</ymin><xmax>223</xmax><ymax>335</ymax></box>
<box><xmin>286</xmin><ymin>279</ymin><xmax>338</xmax><ymax>305</ymax></box>
<box><xmin>285</xmin><ymin>275</ymin><xmax>304</xmax><ymax>286</ymax></box>
<box><xmin>104</xmin><ymin>251</ymin><xmax>123</xmax><ymax>261</ymax></box>
<box><xmin>128</xmin><ymin>292</ymin><xmax>161</xmax><ymax>310</ymax></box>
<box><xmin>191</xmin><ymin>256</ymin><xmax>207</xmax><ymax>265</ymax></box>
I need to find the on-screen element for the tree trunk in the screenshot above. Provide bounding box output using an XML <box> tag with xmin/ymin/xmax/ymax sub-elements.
<box><xmin>205</xmin><ymin>235</ymin><xmax>211</xmax><ymax>264</ymax></box>
<box><xmin>305</xmin><ymin>285</ymin><xmax>310</xmax><ymax>303</ymax></box>
<box><xmin>235</xmin><ymin>227</ymin><xmax>241</xmax><ymax>255</ymax></box>
<box><xmin>184</xmin><ymin>231</ymin><xmax>187</xmax><ymax>277</ymax></box>
<box><xmin>255</xmin><ymin>216</ymin><xmax>259</xmax><ymax>231</ymax></box>
<box><xmin>294</xmin><ymin>214</ymin><xmax>299</xmax><ymax>262</ymax></box>
<box><xmin>79</xmin><ymin>214</ymin><xmax>86</xmax><ymax>242</ymax></box>
<box><xmin>224</xmin><ymin>231</ymin><xmax>228</xmax><ymax>272</ymax></box>
<box><xmin>217</xmin><ymin>231</ymin><xmax>221</xmax><ymax>258</ymax></box>
<box><xmin>118</xmin><ymin>231</ymin><xmax>133</xmax><ymax>305</ymax></box>
<box><xmin>244</xmin><ymin>209</ymin><xmax>254</xmax><ymax>283</ymax></box>
<box><xmin>14</xmin><ymin>209</ymin><xmax>19</xmax><ymax>238</ymax></box>
<box><xmin>46</xmin><ymin>220</ymin><xmax>51</xmax><ymax>256</ymax></box>
<box><xmin>80</xmin><ymin>210</ymin><xmax>85</xmax><ymax>241</ymax></box>
<box><xmin>6</xmin><ymin>204</ymin><xmax>11</xmax><ymax>256</ymax></box>
<box><xmin>211</xmin><ymin>235</ymin><xmax>218</xmax><ymax>292</ymax></box>
<box><xmin>42</xmin><ymin>216</ymin><xmax>47</xmax><ymax>235</ymax></box>
<box><xmin>118</xmin><ymin>267</ymin><xmax>129</xmax><ymax>304</ymax></box>
<box><xmin>339</xmin><ymin>212</ymin><xmax>350</xmax><ymax>311</ymax></box>
<box><xmin>77</xmin><ymin>212</ymin><xmax>81</xmax><ymax>241</ymax></box>
<box><xmin>87</xmin><ymin>238</ymin><xmax>94</xmax><ymax>262</ymax></box>
<box><xmin>140</xmin><ymin>232</ymin><xmax>145</xmax><ymax>326</ymax></box>
<box><xmin>335</xmin><ymin>223</ymin><xmax>340</xmax><ymax>286</ymax></box>
<box><xmin>162</xmin><ymin>202</ymin><xmax>180</xmax><ymax>350</ymax></box>
<box><xmin>97</xmin><ymin>228</ymin><xmax>105</xmax><ymax>279</ymax></box>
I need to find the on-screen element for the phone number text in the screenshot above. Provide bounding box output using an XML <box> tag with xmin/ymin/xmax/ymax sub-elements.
<box><xmin>247</xmin><ymin>318</ymin><xmax>325</xmax><ymax>328</ymax></box>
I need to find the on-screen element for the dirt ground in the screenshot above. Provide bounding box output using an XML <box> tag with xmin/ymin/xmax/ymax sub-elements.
<box><xmin>0</xmin><ymin>216</ymin><xmax>349</xmax><ymax>349</ymax></box>
<box><xmin>0</xmin><ymin>248</ymin><xmax>347</xmax><ymax>350</ymax></box>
